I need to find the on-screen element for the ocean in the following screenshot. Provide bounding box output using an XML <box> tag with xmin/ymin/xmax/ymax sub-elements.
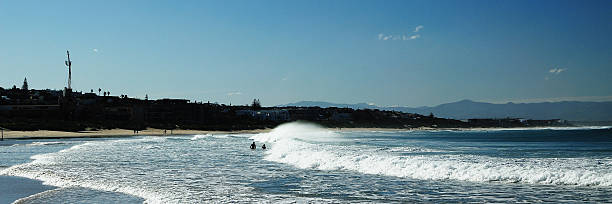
<box><xmin>1</xmin><ymin>122</ymin><xmax>611</xmax><ymax>203</ymax></box>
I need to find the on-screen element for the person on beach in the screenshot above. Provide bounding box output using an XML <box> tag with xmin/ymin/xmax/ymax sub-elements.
<box><xmin>262</xmin><ymin>144</ymin><xmax>266</xmax><ymax>150</ymax></box>
<box><xmin>250</xmin><ymin>142</ymin><xmax>256</xmax><ymax>149</ymax></box>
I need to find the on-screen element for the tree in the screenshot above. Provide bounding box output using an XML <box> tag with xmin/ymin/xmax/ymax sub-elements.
<box><xmin>98</xmin><ymin>88</ymin><xmax>101</xmax><ymax>95</ymax></box>
<box><xmin>22</xmin><ymin>77</ymin><xmax>28</xmax><ymax>90</ymax></box>
<box><xmin>251</xmin><ymin>99</ymin><xmax>261</xmax><ymax>109</ymax></box>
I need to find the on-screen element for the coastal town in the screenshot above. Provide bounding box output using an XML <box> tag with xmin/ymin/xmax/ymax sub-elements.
<box><xmin>1</xmin><ymin>72</ymin><xmax>567</xmax><ymax>132</ymax></box>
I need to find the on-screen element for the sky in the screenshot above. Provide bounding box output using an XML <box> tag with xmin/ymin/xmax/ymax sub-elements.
<box><xmin>1</xmin><ymin>0</ymin><xmax>611</xmax><ymax>107</ymax></box>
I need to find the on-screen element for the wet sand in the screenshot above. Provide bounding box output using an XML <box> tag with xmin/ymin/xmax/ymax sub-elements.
<box><xmin>0</xmin><ymin>175</ymin><xmax>56</xmax><ymax>203</ymax></box>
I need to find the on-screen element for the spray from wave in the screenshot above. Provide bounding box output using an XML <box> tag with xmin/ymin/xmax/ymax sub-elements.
<box><xmin>251</xmin><ymin>122</ymin><xmax>612</xmax><ymax>187</ymax></box>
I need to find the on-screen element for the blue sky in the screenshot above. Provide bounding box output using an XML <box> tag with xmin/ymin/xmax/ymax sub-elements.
<box><xmin>1</xmin><ymin>0</ymin><xmax>611</xmax><ymax>107</ymax></box>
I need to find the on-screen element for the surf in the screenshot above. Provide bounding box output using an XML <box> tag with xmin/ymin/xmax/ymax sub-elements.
<box><xmin>251</xmin><ymin>122</ymin><xmax>612</xmax><ymax>187</ymax></box>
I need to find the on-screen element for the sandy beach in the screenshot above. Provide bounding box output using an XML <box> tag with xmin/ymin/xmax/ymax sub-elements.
<box><xmin>0</xmin><ymin>127</ymin><xmax>416</xmax><ymax>140</ymax></box>
<box><xmin>0</xmin><ymin>128</ymin><xmax>271</xmax><ymax>140</ymax></box>
<box><xmin>0</xmin><ymin>126</ymin><xmax>585</xmax><ymax>140</ymax></box>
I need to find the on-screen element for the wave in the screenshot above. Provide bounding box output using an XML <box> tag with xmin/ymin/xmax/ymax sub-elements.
<box><xmin>0</xmin><ymin>138</ymin><xmax>170</xmax><ymax>204</ymax></box>
<box><xmin>191</xmin><ymin>134</ymin><xmax>212</xmax><ymax>140</ymax></box>
<box><xmin>251</xmin><ymin>122</ymin><xmax>612</xmax><ymax>187</ymax></box>
<box><xmin>9</xmin><ymin>141</ymin><xmax>68</xmax><ymax>147</ymax></box>
<box><xmin>191</xmin><ymin>134</ymin><xmax>230</xmax><ymax>140</ymax></box>
<box><xmin>462</xmin><ymin>126</ymin><xmax>612</xmax><ymax>132</ymax></box>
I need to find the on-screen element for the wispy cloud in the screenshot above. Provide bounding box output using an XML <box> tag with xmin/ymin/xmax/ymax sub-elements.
<box><xmin>378</xmin><ymin>33</ymin><xmax>393</xmax><ymax>40</ymax></box>
<box><xmin>227</xmin><ymin>92</ymin><xmax>242</xmax><ymax>96</ymax></box>
<box><xmin>549</xmin><ymin>68</ymin><xmax>565</xmax><ymax>74</ymax></box>
<box><xmin>414</xmin><ymin>25</ymin><xmax>424</xmax><ymax>32</ymax></box>
<box><xmin>92</xmin><ymin>48</ymin><xmax>99</xmax><ymax>53</ymax></box>
<box><xmin>378</xmin><ymin>33</ymin><xmax>420</xmax><ymax>41</ymax></box>
<box><xmin>378</xmin><ymin>25</ymin><xmax>423</xmax><ymax>41</ymax></box>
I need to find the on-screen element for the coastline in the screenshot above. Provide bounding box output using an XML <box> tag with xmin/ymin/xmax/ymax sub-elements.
<box><xmin>0</xmin><ymin>176</ymin><xmax>56</xmax><ymax>204</ymax></box>
<box><xmin>1</xmin><ymin>125</ymin><xmax>609</xmax><ymax>203</ymax></box>
<box><xmin>0</xmin><ymin>128</ymin><xmax>271</xmax><ymax>140</ymax></box>
<box><xmin>0</xmin><ymin>125</ymin><xmax>601</xmax><ymax>140</ymax></box>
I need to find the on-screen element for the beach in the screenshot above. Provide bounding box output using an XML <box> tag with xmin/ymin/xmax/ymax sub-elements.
<box><xmin>1</xmin><ymin>127</ymin><xmax>408</xmax><ymax>140</ymax></box>
<box><xmin>1</xmin><ymin>124</ymin><xmax>611</xmax><ymax>203</ymax></box>
<box><xmin>2</xmin><ymin>126</ymin><xmax>592</xmax><ymax>140</ymax></box>
<box><xmin>0</xmin><ymin>176</ymin><xmax>56</xmax><ymax>204</ymax></box>
<box><xmin>0</xmin><ymin>128</ymin><xmax>271</xmax><ymax>140</ymax></box>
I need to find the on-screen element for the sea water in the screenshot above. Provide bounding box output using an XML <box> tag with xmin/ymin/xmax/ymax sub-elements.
<box><xmin>1</xmin><ymin>122</ymin><xmax>611</xmax><ymax>203</ymax></box>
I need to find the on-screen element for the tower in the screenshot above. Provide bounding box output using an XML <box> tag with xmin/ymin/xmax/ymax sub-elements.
<box><xmin>65</xmin><ymin>50</ymin><xmax>72</xmax><ymax>90</ymax></box>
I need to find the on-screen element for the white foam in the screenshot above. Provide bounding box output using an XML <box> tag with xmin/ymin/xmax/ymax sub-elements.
<box><xmin>191</xmin><ymin>134</ymin><xmax>212</xmax><ymax>140</ymax></box>
<box><xmin>0</xmin><ymin>138</ymin><xmax>170</xmax><ymax>203</ymax></box>
<box><xmin>191</xmin><ymin>134</ymin><xmax>231</xmax><ymax>140</ymax></box>
<box><xmin>252</xmin><ymin>122</ymin><xmax>612</xmax><ymax>187</ymax></box>
<box><xmin>250</xmin><ymin>121</ymin><xmax>342</xmax><ymax>143</ymax></box>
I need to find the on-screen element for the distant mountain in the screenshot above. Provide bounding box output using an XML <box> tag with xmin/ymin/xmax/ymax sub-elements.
<box><xmin>280</xmin><ymin>101</ymin><xmax>379</xmax><ymax>110</ymax></box>
<box><xmin>278</xmin><ymin>100</ymin><xmax>612</xmax><ymax>121</ymax></box>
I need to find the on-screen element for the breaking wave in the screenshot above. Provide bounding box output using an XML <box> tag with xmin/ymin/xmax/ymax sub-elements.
<box><xmin>251</xmin><ymin>122</ymin><xmax>612</xmax><ymax>187</ymax></box>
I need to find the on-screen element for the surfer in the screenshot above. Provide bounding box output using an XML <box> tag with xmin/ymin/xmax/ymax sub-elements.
<box><xmin>250</xmin><ymin>142</ymin><xmax>256</xmax><ymax>150</ymax></box>
<box><xmin>262</xmin><ymin>144</ymin><xmax>266</xmax><ymax>150</ymax></box>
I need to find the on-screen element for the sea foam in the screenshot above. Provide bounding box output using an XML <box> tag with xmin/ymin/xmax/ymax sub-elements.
<box><xmin>250</xmin><ymin>122</ymin><xmax>612</xmax><ymax>187</ymax></box>
<box><xmin>0</xmin><ymin>138</ymin><xmax>170</xmax><ymax>203</ymax></box>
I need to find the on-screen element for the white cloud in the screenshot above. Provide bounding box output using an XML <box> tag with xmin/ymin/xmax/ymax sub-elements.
<box><xmin>281</xmin><ymin>77</ymin><xmax>288</xmax><ymax>81</ymax></box>
<box><xmin>92</xmin><ymin>48</ymin><xmax>98</xmax><ymax>53</ymax></box>
<box><xmin>227</xmin><ymin>92</ymin><xmax>242</xmax><ymax>96</ymax></box>
<box><xmin>379</xmin><ymin>33</ymin><xmax>420</xmax><ymax>41</ymax></box>
<box><xmin>414</xmin><ymin>25</ymin><xmax>424</xmax><ymax>32</ymax></box>
<box><xmin>549</xmin><ymin>68</ymin><xmax>565</xmax><ymax>74</ymax></box>
<box><xmin>379</xmin><ymin>26</ymin><xmax>423</xmax><ymax>41</ymax></box>
<box><xmin>367</xmin><ymin>102</ymin><xmax>376</xmax><ymax>106</ymax></box>
<box><xmin>378</xmin><ymin>33</ymin><xmax>393</xmax><ymax>40</ymax></box>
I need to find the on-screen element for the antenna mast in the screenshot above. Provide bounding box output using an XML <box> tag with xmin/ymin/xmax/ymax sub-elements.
<box><xmin>65</xmin><ymin>50</ymin><xmax>72</xmax><ymax>89</ymax></box>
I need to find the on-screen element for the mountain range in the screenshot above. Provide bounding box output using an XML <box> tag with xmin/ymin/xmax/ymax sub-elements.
<box><xmin>279</xmin><ymin>100</ymin><xmax>612</xmax><ymax>121</ymax></box>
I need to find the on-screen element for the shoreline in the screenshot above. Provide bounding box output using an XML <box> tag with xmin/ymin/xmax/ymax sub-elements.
<box><xmin>0</xmin><ymin>128</ymin><xmax>271</xmax><ymax>140</ymax></box>
<box><xmin>0</xmin><ymin>175</ymin><xmax>56</xmax><ymax>204</ymax></box>
<box><xmin>0</xmin><ymin>125</ymin><xmax>606</xmax><ymax>140</ymax></box>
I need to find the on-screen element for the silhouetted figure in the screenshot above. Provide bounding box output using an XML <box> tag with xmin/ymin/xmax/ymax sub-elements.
<box><xmin>262</xmin><ymin>144</ymin><xmax>266</xmax><ymax>150</ymax></box>
<box><xmin>250</xmin><ymin>142</ymin><xmax>256</xmax><ymax>150</ymax></box>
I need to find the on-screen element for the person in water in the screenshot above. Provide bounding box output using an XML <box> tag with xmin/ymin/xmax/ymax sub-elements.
<box><xmin>262</xmin><ymin>144</ymin><xmax>266</xmax><ymax>150</ymax></box>
<box><xmin>250</xmin><ymin>142</ymin><xmax>256</xmax><ymax>149</ymax></box>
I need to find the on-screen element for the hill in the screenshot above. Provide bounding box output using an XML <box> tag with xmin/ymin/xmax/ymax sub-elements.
<box><xmin>279</xmin><ymin>100</ymin><xmax>612</xmax><ymax>121</ymax></box>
